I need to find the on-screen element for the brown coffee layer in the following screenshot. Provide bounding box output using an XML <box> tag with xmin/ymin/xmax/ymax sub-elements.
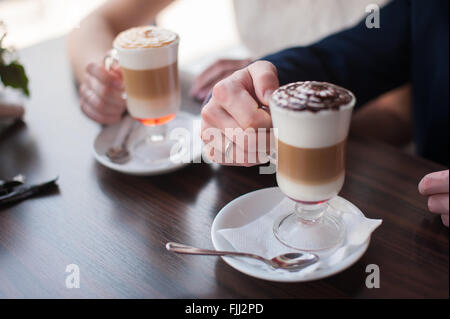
<box><xmin>277</xmin><ymin>138</ymin><xmax>347</xmax><ymax>185</ymax></box>
<box><xmin>121</xmin><ymin>62</ymin><xmax>178</xmax><ymax>100</ymax></box>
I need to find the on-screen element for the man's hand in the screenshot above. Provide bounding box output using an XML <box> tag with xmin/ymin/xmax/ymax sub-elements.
<box><xmin>79</xmin><ymin>62</ymin><xmax>126</xmax><ymax>125</ymax></box>
<box><xmin>418</xmin><ymin>169</ymin><xmax>449</xmax><ymax>227</ymax></box>
<box><xmin>191</xmin><ymin>58</ymin><xmax>252</xmax><ymax>101</ymax></box>
<box><xmin>200</xmin><ymin>61</ymin><xmax>278</xmax><ymax>166</ymax></box>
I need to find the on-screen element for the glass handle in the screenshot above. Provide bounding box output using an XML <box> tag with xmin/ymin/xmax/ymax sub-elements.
<box><xmin>103</xmin><ymin>49</ymin><xmax>118</xmax><ymax>71</ymax></box>
<box><xmin>104</xmin><ymin>49</ymin><xmax>126</xmax><ymax>100</ymax></box>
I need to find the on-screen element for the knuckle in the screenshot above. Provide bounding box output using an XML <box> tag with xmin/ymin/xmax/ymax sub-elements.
<box><xmin>212</xmin><ymin>79</ymin><xmax>228</xmax><ymax>103</ymax></box>
<box><xmin>201</xmin><ymin>105</ymin><xmax>214</xmax><ymax>123</ymax></box>
<box><xmin>256</xmin><ymin>60</ymin><xmax>276</xmax><ymax>71</ymax></box>
<box><xmin>257</xmin><ymin>69</ymin><xmax>277</xmax><ymax>84</ymax></box>
<box><xmin>266</xmin><ymin>61</ymin><xmax>277</xmax><ymax>73</ymax></box>
<box><xmin>232</xmin><ymin>68</ymin><xmax>247</xmax><ymax>80</ymax></box>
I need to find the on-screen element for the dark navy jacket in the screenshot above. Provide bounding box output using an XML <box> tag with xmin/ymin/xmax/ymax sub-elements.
<box><xmin>263</xmin><ymin>0</ymin><xmax>449</xmax><ymax>165</ymax></box>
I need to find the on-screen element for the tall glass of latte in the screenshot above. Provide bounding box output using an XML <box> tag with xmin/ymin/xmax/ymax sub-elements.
<box><xmin>106</xmin><ymin>26</ymin><xmax>181</xmax><ymax>162</ymax></box>
<box><xmin>269</xmin><ymin>81</ymin><xmax>355</xmax><ymax>251</ymax></box>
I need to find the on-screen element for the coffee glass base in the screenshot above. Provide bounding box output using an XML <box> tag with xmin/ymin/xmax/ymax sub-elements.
<box><xmin>273</xmin><ymin>200</ymin><xmax>345</xmax><ymax>252</ymax></box>
<box><xmin>132</xmin><ymin>121</ymin><xmax>185</xmax><ymax>164</ymax></box>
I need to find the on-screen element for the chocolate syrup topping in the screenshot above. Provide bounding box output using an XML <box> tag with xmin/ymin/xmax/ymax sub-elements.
<box><xmin>271</xmin><ymin>81</ymin><xmax>354</xmax><ymax>112</ymax></box>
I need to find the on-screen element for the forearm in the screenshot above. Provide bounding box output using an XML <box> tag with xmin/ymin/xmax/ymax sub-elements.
<box><xmin>67</xmin><ymin>14</ymin><xmax>116</xmax><ymax>83</ymax></box>
<box><xmin>262</xmin><ymin>0</ymin><xmax>411</xmax><ymax>108</ymax></box>
<box><xmin>67</xmin><ymin>0</ymin><xmax>173</xmax><ymax>84</ymax></box>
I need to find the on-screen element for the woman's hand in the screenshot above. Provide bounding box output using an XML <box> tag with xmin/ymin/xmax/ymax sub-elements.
<box><xmin>79</xmin><ymin>62</ymin><xmax>126</xmax><ymax>125</ymax></box>
<box><xmin>191</xmin><ymin>58</ymin><xmax>252</xmax><ymax>101</ymax></box>
<box><xmin>418</xmin><ymin>169</ymin><xmax>449</xmax><ymax>227</ymax></box>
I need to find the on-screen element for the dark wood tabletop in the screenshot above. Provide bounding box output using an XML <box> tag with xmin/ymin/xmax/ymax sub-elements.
<box><xmin>0</xmin><ymin>37</ymin><xmax>448</xmax><ymax>299</ymax></box>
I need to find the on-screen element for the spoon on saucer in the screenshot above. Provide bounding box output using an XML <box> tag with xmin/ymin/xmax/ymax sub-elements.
<box><xmin>106</xmin><ymin>115</ymin><xmax>135</xmax><ymax>164</ymax></box>
<box><xmin>166</xmin><ymin>242</ymin><xmax>319</xmax><ymax>271</ymax></box>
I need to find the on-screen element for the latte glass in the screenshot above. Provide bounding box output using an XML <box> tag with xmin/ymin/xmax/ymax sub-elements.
<box><xmin>268</xmin><ymin>81</ymin><xmax>355</xmax><ymax>251</ymax></box>
<box><xmin>105</xmin><ymin>26</ymin><xmax>182</xmax><ymax>163</ymax></box>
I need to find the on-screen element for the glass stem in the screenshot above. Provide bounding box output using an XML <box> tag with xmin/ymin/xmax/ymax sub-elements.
<box><xmin>294</xmin><ymin>201</ymin><xmax>327</xmax><ymax>224</ymax></box>
<box><xmin>145</xmin><ymin>123</ymin><xmax>167</xmax><ymax>143</ymax></box>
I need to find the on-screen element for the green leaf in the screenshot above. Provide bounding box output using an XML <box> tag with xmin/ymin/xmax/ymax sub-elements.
<box><xmin>0</xmin><ymin>61</ymin><xmax>30</xmax><ymax>97</ymax></box>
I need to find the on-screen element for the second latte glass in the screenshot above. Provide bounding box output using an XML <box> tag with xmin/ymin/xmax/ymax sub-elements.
<box><xmin>105</xmin><ymin>26</ymin><xmax>182</xmax><ymax>163</ymax></box>
<box><xmin>269</xmin><ymin>81</ymin><xmax>355</xmax><ymax>251</ymax></box>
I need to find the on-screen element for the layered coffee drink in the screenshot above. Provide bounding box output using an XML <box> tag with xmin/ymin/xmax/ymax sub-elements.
<box><xmin>113</xmin><ymin>26</ymin><xmax>180</xmax><ymax>125</ymax></box>
<box><xmin>269</xmin><ymin>81</ymin><xmax>355</xmax><ymax>203</ymax></box>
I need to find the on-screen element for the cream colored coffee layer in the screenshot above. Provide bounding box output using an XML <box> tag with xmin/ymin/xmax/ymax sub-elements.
<box><xmin>270</xmin><ymin>102</ymin><xmax>353</xmax><ymax>148</ymax></box>
<box><xmin>126</xmin><ymin>93</ymin><xmax>180</xmax><ymax>119</ymax></box>
<box><xmin>277</xmin><ymin>172</ymin><xmax>345</xmax><ymax>202</ymax></box>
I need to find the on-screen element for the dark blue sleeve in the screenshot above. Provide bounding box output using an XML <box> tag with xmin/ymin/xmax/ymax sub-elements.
<box><xmin>263</xmin><ymin>0</ymin><xmax>411</xmax><ymax>107</ymax></box>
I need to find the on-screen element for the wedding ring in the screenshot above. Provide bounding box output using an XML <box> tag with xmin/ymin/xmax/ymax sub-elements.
<box><xmin>225</xmin><ymin>140</ymin><xmax>233</xmax><ymax>160</ymax></box>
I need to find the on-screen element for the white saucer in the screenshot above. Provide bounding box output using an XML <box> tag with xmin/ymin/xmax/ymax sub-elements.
<box><xmin>93</xmin><ymin>111</ymin><xmax>202</xmax><ymax>176</ymax></box>
<box><xmin>211</xmin><ymin>187</ymin><xmax>370</xmax><ymax>282</ymax></box>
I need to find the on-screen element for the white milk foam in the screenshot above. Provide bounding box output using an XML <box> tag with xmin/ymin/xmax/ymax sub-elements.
<box><xmin>114</xmin><ymin>26</ymin><xmax>179</xmax><ymax>70</ymax></box>
<box><xmin>270</xmin><ymin>102</ymin><xmax>354</xmax><ymax>149</ymax></box>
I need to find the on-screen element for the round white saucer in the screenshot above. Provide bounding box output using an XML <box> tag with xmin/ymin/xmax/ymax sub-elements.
<box><xmin>93</xmin><ymin>111</ymin><xmax>202</xmax><ymax>176</ymax></box>
<box><xmin>211</xmin><ymin>187</ymin><xmax>370</xmax><ymax>282</ymax></box>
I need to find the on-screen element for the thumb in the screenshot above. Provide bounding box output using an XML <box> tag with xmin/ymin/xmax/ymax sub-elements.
<box><xmin>247</xmin><ymin>61</ymin><xmax>279</xmax><ymax>105</ymax></box>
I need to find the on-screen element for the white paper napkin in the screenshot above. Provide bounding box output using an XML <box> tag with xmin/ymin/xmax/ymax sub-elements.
<box><xmin>218</xmin><ymin>197</ymin><xmax>382</xmax><ymax>273</ymax></box>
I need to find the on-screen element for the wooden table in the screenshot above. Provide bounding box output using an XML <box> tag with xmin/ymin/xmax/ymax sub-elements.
<box><xmin>0</xmin><ymin>37</ymin><xmax>448</xmax><ymax>299</ymax></box>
